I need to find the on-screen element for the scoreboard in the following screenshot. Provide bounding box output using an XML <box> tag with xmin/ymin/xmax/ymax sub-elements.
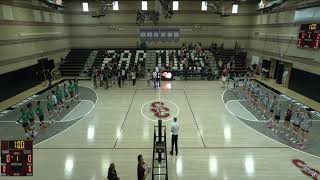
<box><xmin>297</xmin><ymin>23</ymin><xmax>320</xmax><ymax>49</ymax></box>
<box><xmin>1</xmin><ymin>140</ymin><xmax>33</xmax><ymax>176</ymax></box>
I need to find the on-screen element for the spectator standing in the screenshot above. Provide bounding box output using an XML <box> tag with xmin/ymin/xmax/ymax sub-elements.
<box><xmin>46</xmin><ymin>69</ymin><xmax>52</xmax><ymax>86</ymax></box>
<box><xmin>137</xmin><ymin>154</ymin><xmax>149</xmax><ymax>180</ymax></box>
<box><xmin>131</xmin><ymin>70</ymin><xmax>137</xmax><ymax>87</ymax></box>
<box><xmin>107</xmin><ymin>163</ymin><xmax>120</xmax><ymax>180</ymax></box>
<box><xmin>103</xmin><ymin>68</ymin><xmax>109</xmax><ymax>89</ymax></box>
<box><xmin>146</xmin><ymin>70</ymin><xmax>151</xmax><ymax>87</ymax></box>
<box><xmin>170</xmin><ymin>117</ymin><xmax>179</xmax><ymax>156</ymax></box>
<box><xmin>153</xmin><ymin>70</ymin><xmax>157</xmax><ymax>89</ymax></box>
<box><xmin>117</xmin><ymin>68</ymin><xmax>122</xmax><ymax>88</ymax></box>
<box><xmin>92</xmin><ymin>72</ymin><xmax>97</xmax><ymax>89</ymax></box>
<box><xmin>121</xmin><ymin>68</ymin><xmax>126</xmax><ymax>86</ymax></box>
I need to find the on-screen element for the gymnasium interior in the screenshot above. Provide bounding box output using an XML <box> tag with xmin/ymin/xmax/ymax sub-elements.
<box><xmin>0</xmin><ymin>0</ymin><xmax>320</xmax><ymax>179</ymax></box>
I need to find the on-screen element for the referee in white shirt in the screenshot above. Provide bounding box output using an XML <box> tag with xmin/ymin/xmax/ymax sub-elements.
<box><xmin>170</xmin><ymin>117</ymin><xmax>179</xmax><ymax>156</ymax></box>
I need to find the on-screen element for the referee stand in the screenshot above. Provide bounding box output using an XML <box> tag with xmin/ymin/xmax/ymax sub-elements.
<box><xmin>152</xmin><ymin>120</ymin><xmax>168</xmax><ymax>180</ymax></box>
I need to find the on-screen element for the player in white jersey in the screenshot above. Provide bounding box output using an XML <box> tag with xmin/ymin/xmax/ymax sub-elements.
<box><xmin>290</xmin><ymin>109</ymin><xmax>303</xmax><ymax>144</ymax></box>
<box><xmin>265</xmin><ymin>95</ymin><xmax>276</xmax><ymax>128</ymax></box>
<box><xmin>233</xmin><ymin>74</ymin><xmax>240</xmax><ymax>96</ymax></box>
<box><xmin>298</xmin><ymin>112</ymin><xmax>312</xmax><ymax>149</ymax></box>
<box><xmin>272</xmin><ymin>103</ymin><xmax>281</xmax><ymax>133</ymax></box>
<box><xmin>245</xmin><ymin>80</ymin><xmax>251</xmax><ymax>101</ymax></box>
<box><xmin>252</xmin><ymin>83</ymin><xmax>260</xmax><ymax>111</ymax></box>
<box><xmin>261</xmin><ymin>92</ymin><xmax>269</xmax><ymax>119</ymax></box>
<box><xmin>256</xmin><ymin>85</ymin><xmax>265</xmax><ymax>114</ymax></box>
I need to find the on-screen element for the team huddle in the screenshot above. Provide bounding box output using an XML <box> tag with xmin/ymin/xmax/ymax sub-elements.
<box><xmin>233</xmin><ymin>76</ymin><xmax>312</xmax><ymax>150</ymax></box>
<box><xmin>16</xmin><ymin>79</ymin><xmax>79</xmax><ymax>140</ymax></box>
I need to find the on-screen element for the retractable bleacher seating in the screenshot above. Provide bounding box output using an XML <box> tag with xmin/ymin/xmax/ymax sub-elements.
<box><xmin>93</xmin><ymin>50</ymin><xmax>107</xmax><ymax>68</ymax></box>
<box><xmin>215</xmin><ymin>49</ymin><xmax>247</xmax><ymax>75</ymax></box>
<box><xmin>101</xmin><ymin>50</ymin><xmax>146</xmax><ymax>72</ymax></box>
<box><xmin>60</xmin><ymin>49</ymin><xmax>91</xmax><ymax>76</ymax></box>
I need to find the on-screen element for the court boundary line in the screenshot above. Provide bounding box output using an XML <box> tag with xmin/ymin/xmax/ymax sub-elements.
<box><xmin>34</xmin><ymin>86</ymin><xmax>98</xmax><ymax>147</ymax></box>
<box><xmin>183</xmin><ymin>90</ymin><xmax>207</xmax><ymax>148</ymax></box>
<box><xmin>235</xmin><ymin>100</ymin><xmax>259</xmax><ymax>122</ymax></box>
<box><xmin>225</xmin><ymin>100</ymin><xmax>261</xmax><ymax>122</ymax></box>
<box><xmin>222</xmin><ymin>89</ymin><xmax>320</xmax><ymax>159</ymax></box>
<box><xmin>113</xmin><ymin>90</ymin><xmax>137</xmax><ymax>148</ymax></box>
<box><xmin>59</xmin><ymin>100</ymin><xmax>95</xmax><ymax>122</ymax></box>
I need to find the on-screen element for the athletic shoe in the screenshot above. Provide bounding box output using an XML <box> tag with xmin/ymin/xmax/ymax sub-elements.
<box><xmin>298</xmin><ymin>144</ymin><xmax>305</xmax><ymax>150</ymax></box>
<box><xmin>16</xmin><ymin>120</ymin><xmax>20</xmax><ymax>125</ymax></box>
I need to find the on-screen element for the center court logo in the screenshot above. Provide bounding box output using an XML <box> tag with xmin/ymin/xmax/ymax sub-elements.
<box><xmin>141</xmin><ymin>99</ymin><xmax>179</xmax><ymax>122</ymax></box>
<box><xmin>150</xmin><ymin>101</ymin><xmax>170</xmax><ymax>118</ymax></box>
<box><xmin>292</xmin><ymin>159</ymin><xmax>319</xmax><ymax>180</ymax></box>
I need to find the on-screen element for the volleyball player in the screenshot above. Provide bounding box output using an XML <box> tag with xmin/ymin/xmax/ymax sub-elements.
<box><xmin>68</xmin><ymin>80</ymin><xmax>75</xmax><ymax>102</ymax></box>
<box><xmin>63</xmin><ymin>84</ymin><xmax>69</xmax><ymax>104</ymax></box>
<box><xmin>18</xmin><ymin>108</ymin><xmax>32</xmax><ymax>140</ymax></box>
<box><xmin>221</xmin><ymin>67</ymin><xmax>228</xmax><ymax>89</ymax></box>
<box><xmin>74</xmin><ymin>78</ymin><xmax>79</xmax><ymax>100</ymax></box>
<box><xmin>244</xmin><ymin>79</ymin><xmax>251</xmax><ymax>101</ymax></box>
<box><xmin>233</xmin><ymin>74</ymin><xmax>240</xmax><ymax>96</ymax></box>
<box><xmin>266</xmin><ymin>95</ymin><xmax>276</xmax><ymax>128</ymax></box>
<box><xmin>35</xmin><ymin>101</ymin><xmax>46</xmax><ymax>129</ymax></box>
<box><xmin>249</xmin><ymin>82</ymin><xmax>257</xmax><ymax>109</ymax></box>
<box><xmin>272</xmin><ymin>102</ymin><xmax>281</xmax><ymax>133</ymax></box>
<box><xmin>261</xmin><ymin>92</ymin><xmax>269</xmax><ymax>120</ymax></box>
<box><xmin>298</xmin><ymin>112</ymin><xmax>312</xmax><ymax>149</ymax></box>
<box><xmin>253</xmin><ymin>83</ymin><xmax>261</xmax><ymax>110</ymax></box>
<box><xmin>26</xmin><ymin>103</ymin><xmax>37</xmax><ymax>138</ymax></box>
<box><xmin>257</xmin><ymin>89</ymin><xmax>266</xmax><ymax>116</ymax></box>
<box><xmin>290</xmin><ymin>109</ymin><xmax>303</xmax><ymax>144</ymax></box>
<box><xmin>51</xmin><ymin>91</ymin><xmax>59</xmax><ymax>117</ymax></box>
<box><xmin>283</xmin><ymin>104</ymin><xmax>293</xmax><ymax>136</ymax></box>
<box><xmin>56</xmin><ymin>86</ymin><xmax>64</xmax><ymax>111</ymax></box>
<box><xmin>47</xmin><ymin>95</ymin><xmax>55</xmax><ymax>124</ymax></box>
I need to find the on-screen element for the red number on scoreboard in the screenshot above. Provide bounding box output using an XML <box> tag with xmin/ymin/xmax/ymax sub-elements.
<box><xmin>2</xmin><ymin>165</ymin><xmax>6</xmax><ymax>173</ymax></box>
<box><xmin>316</xmin><ymin>41</ymin><xmax>319</xmax><ymax>47</ymax></box>
<box><xmin>28</xmin><ymin>166</ymin><xmax>32</xmax><ymax>173</ymax></box>
<box><xmin>27</xmin><ymin>155</ymin><xmax>32</xmax><ymax>163</ymax></box>
<box><xmin>301</xmin><ymin>32</ymin><xmax>305</xmax><ymax>38</ymax></box>
<box><xmin>317</xmin><ymin>33</ymin><xmax>320</xmax><ymax>39</ymax></box>
<box><xmin>6</xmin><ymin>155</ymin><xmax>10</xmax><ymax>163</ymax></box>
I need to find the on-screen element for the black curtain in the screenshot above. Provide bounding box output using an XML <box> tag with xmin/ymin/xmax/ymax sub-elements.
<box><xmin>276</xmin><ymin>62</ymin><xmax>284</xmax><ymax>84</ymax></box>
<box><xmin>0</xmin><ymin>61</ymin><xmax>47</xmax><ymax>102</ymax></box>
<box><xmin>262</xmin><ymin>59</ymin><xmax>271</xmax><ymax>77</ymax></box>
<box><xmin>289</xmin><ymin>68</ymin><xmax>320</xmax><ymax>103</ymax></box>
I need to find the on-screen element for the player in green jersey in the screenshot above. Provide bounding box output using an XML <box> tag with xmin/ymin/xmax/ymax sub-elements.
<box><xmin>26</xmin><ymin>103</ymin><xmax>37</xmax><ymax>138</ymax></box>
<box><xmin>68</xmin><ymin>80</ymin><xmax>75</xmax><ymax>102</ymax></box>
<box><xmin>47</xmin><ymin>95</ymin><xmax>55</xmax><ymax>124</ymax></box>
<box><xmin>36</xmin><ymin>101</ymin><xmax>46</xmax><ymax>129</ymax></box>
<box><xmin>18</xmin><ymin>108</ymin><xmax>32</xmax><ymax>140</ymax></box>
<box><xmin>74</xmin><ymin>78</ymin><xmax>79</xmax><ymax>100</ymax></box>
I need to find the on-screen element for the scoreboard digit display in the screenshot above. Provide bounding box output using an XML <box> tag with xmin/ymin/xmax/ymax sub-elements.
<box><xmin>1</xmin><ymin>140</ymin><xmax>33</xmax><ymax>176</ymax></box>
<box><xmin>297</xmin><ymin>23</ymin><xmax>320</xmax><ymax>49</ymax></box>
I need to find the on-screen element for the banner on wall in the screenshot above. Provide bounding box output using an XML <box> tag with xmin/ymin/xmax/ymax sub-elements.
<box><xmin>140</xmin><ymin>28</ymin><xmax>180</xmax><ymax>42</ymax></box>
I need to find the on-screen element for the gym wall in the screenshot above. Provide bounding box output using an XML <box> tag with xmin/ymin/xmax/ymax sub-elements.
<box><xmin>65</xmin><ymin>0</ymin><xmax>255</xmax><ymax>49</ymax></box>
<box><xmin>0</xmin><ymin>0</ymin><xmax>70</xmax><ymax>75</ymax></box>
<box><xmin>246</xmin><ymin>10</ymin><xmax>320</xmax><ymax>75</ymax></box>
